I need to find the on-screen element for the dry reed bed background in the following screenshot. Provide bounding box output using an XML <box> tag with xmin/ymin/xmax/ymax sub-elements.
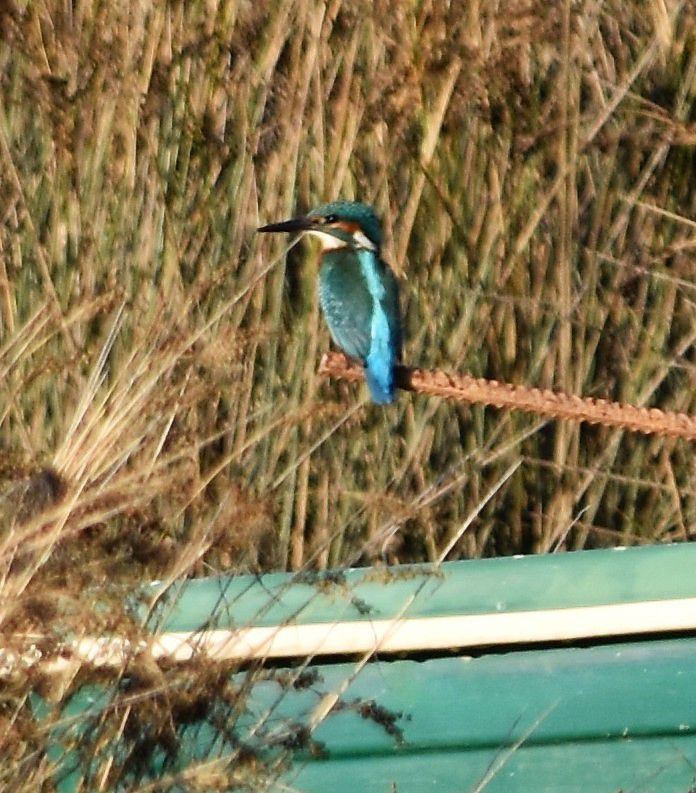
<box><xmin>0</xmin><ymin>0</ymin><xmax>694</xmax><ymax>787</ymax></box>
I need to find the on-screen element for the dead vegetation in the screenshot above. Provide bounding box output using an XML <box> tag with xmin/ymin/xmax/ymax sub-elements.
<box><xmin>0</xmin><ymin>0</ymin><xmax>694</xmax><ymax>787</ymax></box>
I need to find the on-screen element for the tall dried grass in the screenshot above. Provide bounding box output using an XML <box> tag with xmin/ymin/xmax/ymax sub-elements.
<box><xmin>0</xmin><ymin>0</ymin><xmax>694</xmax><ymax>786</ymax></box>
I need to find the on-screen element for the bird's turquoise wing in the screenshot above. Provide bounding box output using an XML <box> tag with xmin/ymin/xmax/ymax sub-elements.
<box><xmin>319</xmin><ymin>251</ymin><xmax>373</xmax><ymax>361</ymax></box>
<box><xmin>319</xmin><ymin>249</ymin><xmax>402</xmax><ymax>404</ymax></box>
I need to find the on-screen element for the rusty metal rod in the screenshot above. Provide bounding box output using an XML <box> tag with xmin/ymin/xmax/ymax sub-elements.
<box><xmin>319</xmin><ymin>352</ymin><xmax>696</xmax><ymax>440</ymax></box>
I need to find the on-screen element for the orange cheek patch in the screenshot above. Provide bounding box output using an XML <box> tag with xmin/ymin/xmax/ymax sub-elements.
<box><xmin>335</xmin><ymin>221</ymin><xmax>360</xmax><ymax>233</ymax></box>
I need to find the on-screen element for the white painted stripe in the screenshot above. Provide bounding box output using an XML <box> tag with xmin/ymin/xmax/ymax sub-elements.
<box><xmin>25</xmin><ymin>596</ymin><xmax>696</xmax><ymax>673</ymax></box>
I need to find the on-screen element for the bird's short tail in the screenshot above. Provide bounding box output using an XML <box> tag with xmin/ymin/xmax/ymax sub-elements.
<box><xmin>365</xmin><ymin>351</ymin><xmax>396</xmax><ymax>404</ymax></box>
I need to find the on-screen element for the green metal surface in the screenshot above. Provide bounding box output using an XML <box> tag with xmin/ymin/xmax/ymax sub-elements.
<box><xmin>144</xmin><ymin>543</ymin><xmax>696</xmax><ymax>632</ymax></box>
<box><xmin>35</xmin><ymin>544</ymin><xmax>696</xmax><ymax>791</ymax></box>
<box><xmin>43</xmin><ymin>637</ymin><xmax>696</xmax><ymax>792</ymax></box>
<box><xmin>283</xmin><ymin>738</ymin><xmax>696</xmax><ymax>793</ymax></box>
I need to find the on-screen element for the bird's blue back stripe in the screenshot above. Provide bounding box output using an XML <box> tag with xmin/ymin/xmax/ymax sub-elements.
<box><xmin>358</xmin><ymin>250</ymin><xmax>396</xmax><ymax>403</ymax></box>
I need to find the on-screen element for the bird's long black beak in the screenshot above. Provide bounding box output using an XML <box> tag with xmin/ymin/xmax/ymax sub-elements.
<box><xmin>257</xmin><ymin>216</ymin><xmax>313</xmax><ymax>234</ymax></box>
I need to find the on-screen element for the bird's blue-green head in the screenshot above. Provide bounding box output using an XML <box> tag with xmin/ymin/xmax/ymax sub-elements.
<box><xmin>258</xmin><ymin>200</ymin><xmax>383</xmax><ymax>252</ymax></box>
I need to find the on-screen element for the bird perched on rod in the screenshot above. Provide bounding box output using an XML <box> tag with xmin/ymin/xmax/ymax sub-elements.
<box><xmin>258</xmin><ymin>201</ymin><xmax>402</xmax><ymax>404</ymax></box>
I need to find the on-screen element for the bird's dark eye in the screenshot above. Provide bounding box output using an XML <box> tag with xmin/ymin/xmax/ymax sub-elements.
<box><xmin>323</xmin><ymin>214</ymin><xmax>338</xmax><ymax>224</ymax></box>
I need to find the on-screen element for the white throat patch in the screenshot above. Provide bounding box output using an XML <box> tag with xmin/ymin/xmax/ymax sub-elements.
<box><xmin>307</xmin><ymin>228</ymin><xmax>377</xmax><ymax>252</ymax></box>
<box><xmin>307</xmin><ymin>229</ymin><xmax>347</xmax><ymax>250</ymax></box>
<box><xmin>353</xmin><ymin>230</ymin><xmax>377</xmax><ymax>251</ymax></box>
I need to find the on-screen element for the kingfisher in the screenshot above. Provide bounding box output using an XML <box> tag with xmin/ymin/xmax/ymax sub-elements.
<box><xmin>258</xmin><ymin>201</ymin><xmax>402</xmax><ymax>404</ymax></box>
